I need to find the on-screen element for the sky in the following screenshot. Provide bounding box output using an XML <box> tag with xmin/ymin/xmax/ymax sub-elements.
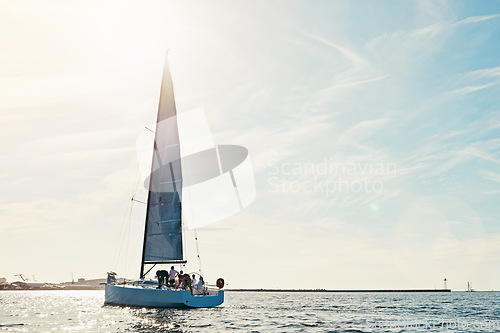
<box><xmin>1</xmin><ymin>0</ymin><xmax>500</xmax><ymax>290</ymax></box>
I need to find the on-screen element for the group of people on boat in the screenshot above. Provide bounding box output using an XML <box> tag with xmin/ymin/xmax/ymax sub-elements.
<box><xmin>156</xmin><ymin>266</ymin><xmax>205</xmax><ymax>294</ymax></box>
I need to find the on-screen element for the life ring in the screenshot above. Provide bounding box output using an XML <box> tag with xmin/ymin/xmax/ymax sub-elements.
<box><xmin>216</xmin><ymin>278</ymin><xmax>224</xmax><ymax>289</ymax></box>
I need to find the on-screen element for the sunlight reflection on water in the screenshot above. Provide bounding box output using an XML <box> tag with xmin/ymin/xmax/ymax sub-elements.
<box><xmin>1</xmin><ymin>290</ymin><xmax>500</xmax><ymax>332</ymax></box>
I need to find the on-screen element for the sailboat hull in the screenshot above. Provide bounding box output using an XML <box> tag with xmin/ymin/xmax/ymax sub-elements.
<box><xmin>104</xmin><ymin>284</ymin><xmax>224</xmax><ymax>308</ymax></box>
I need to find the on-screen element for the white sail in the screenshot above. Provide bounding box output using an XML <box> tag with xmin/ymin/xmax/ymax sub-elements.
<box><xmin>141</xmin><ymin>57</ymin><xmax>184</xmax><ymax>273</ymax></box>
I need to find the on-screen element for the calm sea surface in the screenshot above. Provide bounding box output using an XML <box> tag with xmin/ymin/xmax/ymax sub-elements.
<box><xmin>1</xmin><ymin>290</ymin><xmax>500</xmax><ymax>332</ymax></box>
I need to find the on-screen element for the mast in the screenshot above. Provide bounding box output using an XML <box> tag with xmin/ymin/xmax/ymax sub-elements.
<box><xmin>140</xmin><ymin>146</ymin><xmax>156</xmax><ymax>279</ymax></box>
<box><xmin>139</xmin><ymin>55</ymin><xmax>185</xmax><ymax>278</ymax></box>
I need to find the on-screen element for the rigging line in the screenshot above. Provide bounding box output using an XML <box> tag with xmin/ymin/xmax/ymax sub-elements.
<box><xmin>194</xmin><ymin>225</ymin><xmax>203</xmax><ymax>276</ymax></box>
<box><xmin>110</xmin><ymin>162</ymin><xmax>143</xmax><ymax>270</ymax></box>
<box><xmin>130</xmin><ymin>130</ymin><xmax>150</xmax><ymax>199</ymax></box>
<box><xmin>111</xmin><ymin>176</ymin><xmax>139</xmax><ymax>269</ymax></box>
<box><xmin>111</xmin><ymin>163</ymin><xmax>144</xmax><ymax>271</ymax></box>
<box><xmin>111</xmin><ymin>117</ymin><xmax>155</xmax><ymax>272</ymax></box>
<box><xmin>135</xmin><ymin>96</ymin><xmax>161</xmax><ymax>279</ymax></box>
<box><xmin>132</xmin><ymin>128</ymin><xmax>154</xmax><ymax>198</ymax></box>
<box><xmin>190</xmin><ymin>180</ymin><xmax>203</xmax><ymax>275</ymax></box>
<box><xmin>110</xmin><ymin>208</ymin><xmax>126</xmax><ymax>269</ymax></box>
<box><xmin>111</xmin><ymin>200</ymin><xmax>134</xmax><ymax>270</ymax></box>
<box><xmin>124</xmin><ymin>205</ymin><xmax>132</xmax><ymax>278</ymax></box>
<box><xmin>131</xmin><ymin>198</ymin><xmax>147</xmax><ymax>205</ymax></box>
<box><xmin>181</xmin><ymin>156</ymin><xmax>203</xmax><ymax>276</ymax></box>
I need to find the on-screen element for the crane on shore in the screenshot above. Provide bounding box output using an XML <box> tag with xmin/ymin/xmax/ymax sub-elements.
<box><xmin>14</xmin><ymin>274</ymin><xmax>29</xmax><ymax>282</ymax></box>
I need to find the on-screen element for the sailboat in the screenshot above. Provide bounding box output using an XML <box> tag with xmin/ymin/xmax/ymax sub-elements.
<box><xmin>467</xmin><ymin>282</ymin><xmax>475</xmax><ymax>292</ymax></box>
<box><xmin>104</xmin><ymin>56</ymin><xmax>224</xmax><ymax>308</ymax></box>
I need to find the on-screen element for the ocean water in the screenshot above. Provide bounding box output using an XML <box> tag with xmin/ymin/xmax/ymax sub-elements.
<box><xmin>1</xmin><ymin>290</ymin><xmax>500</xmax><ymax>332</ymax></box>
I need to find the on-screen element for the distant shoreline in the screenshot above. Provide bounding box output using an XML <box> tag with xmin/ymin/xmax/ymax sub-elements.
<box><xmin>226</xmin><ymin>289</ymin><xmax>452</xmax><ymax>293</ymax></box>
<box><xmin>0</xmin><ymin>286</ymin><xmax>102</xmax><ymax>291</ymax></box>
<box><xmin>1</xmin><ymin>287</ymin><xmax>454</xmax><ymax>292</ymax></box>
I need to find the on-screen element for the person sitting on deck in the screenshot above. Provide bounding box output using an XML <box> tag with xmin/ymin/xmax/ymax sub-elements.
<box><xmin>168</xmin><ymin>266</ymin><xmax>178</xmax><ymax>287</ymax></box>
<box><xmin>193</xmin><ymin>276</ymin><xmax>205</xmax><ymax>295</ymax></box>
<box><xmin>177</xmin><ymin>270</ymin><xmax>187</xmax><ymax>288</ymax></box>
<box><xmin>180</xmin><ymin>274</ymin><xmax>192</xmax><ymax>294</ymax></box>
<box><xmin>191</xmin><ymin>274</ymin><xmax>197</xmax><ymax>288</ymax></box>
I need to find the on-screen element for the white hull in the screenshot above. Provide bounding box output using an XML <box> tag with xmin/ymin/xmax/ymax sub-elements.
<box><xmin>104</xmin><ymin>284</ymin><xmax>224</xmax><ymax>308</ymax></box>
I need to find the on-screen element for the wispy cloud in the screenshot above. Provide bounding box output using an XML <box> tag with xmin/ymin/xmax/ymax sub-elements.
<box><xmin>406</xmin><ymin>139</ymin><xmax>500</xmax><ymax>180</ymax></box>
<box><xmin>449</xmin><ymin>82</ymin><xmax>497</xmax><ymax>95</ymax></box>
<box><xmin>215</xmin><ymin>113</ymin><xmax>334</xmax><ymax>173</ymax></box>
<box><xmin>467</xmin><ymin>66</ymin><xmax>500</xmax><ymax>78</ymax></box>
<box><xmin>481</xmin><ymin>170</ymin><xmax>500</xmax><ymax>183</ymax></box>
<box><xmin>447</xmin><ymin>65</ymin><xmax>500</xmax><ymax>95</ymax></box>
<box><xmin>338</xmin><ymin>118</ymin><xmax>391</xmax><ymax>143</ymax></box>
<box><xmin>299</xmin><ymin>29</ymin><xmax>367</xmax><ymax>69</ymax></box>
<box><xmin>413</xmin><ymin>14</ymin><xmax>500</xmax><ymax>37</ymax></box>
<box><xmin>459</xmin><ymin>14</ymin><xmax>500</xmax><ymax>25</ymax></box>
<box><xmin>312</xmin><ymin>75</ymin><xmax>390</xmax><ymax>105</ymax></box>
<box><xmin>368</xmin><ymin>13</ymin><xmax>500</xmax><ymax>59</ymax></box>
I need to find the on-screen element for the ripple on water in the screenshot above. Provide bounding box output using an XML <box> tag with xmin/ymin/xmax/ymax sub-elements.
<box><xmin>1</xmin><ymin>291</ymin><xmax>500</xmax><ymax>332</ymax></box>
